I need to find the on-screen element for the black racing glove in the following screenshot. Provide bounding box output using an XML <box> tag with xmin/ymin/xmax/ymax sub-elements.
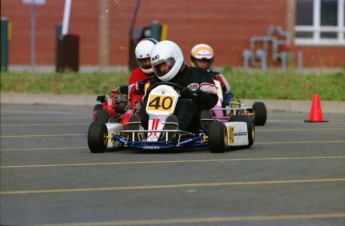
<box><xmin>135</xmin><ymin>80</ymin><xmax>146</xmax><ymax>94</ymax></box>
<box><xmin>181</xmin><ymin>87</ymin><xmax>201</xmax><ymax>102</ymax></box>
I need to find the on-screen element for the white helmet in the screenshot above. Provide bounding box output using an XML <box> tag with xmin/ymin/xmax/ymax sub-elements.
<box><xmin>150</xmin><ymin>40</ymin><xmax>184</xmax><ymax>82</ymax></box>
<box><xmin>135</xmin><ymin>38</ymin><xmax>158</xmax><ymax>73</ymax></box>
<box><xmin>190</xmin><ymin>43</ymin><xmax>214</xmax><ymax>71</ymax></box>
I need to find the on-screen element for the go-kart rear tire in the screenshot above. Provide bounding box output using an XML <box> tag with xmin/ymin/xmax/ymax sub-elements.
<box><xmin>88</xmin><ymin>121</ymin><xmax>108</xmax><ymax>153</ymax></box>
<box><xmin>252</xmin><ymin>102</ymin><xmax>267</xmax><ymax>126</ymax></box>
<box><xmin>95</xmin><ymin>110</ymin><xmax>109</xmax><ymax>123</ymax></box>
<box><xmin>208</xmin><ymin>120</ymin><xmax>228</xmax><ymax>153</ymax></box>
<box><xmin>229</xmin><ymin>115</ymin><xmax>255</xmax><ymax>148</ymax></box>
<box><xmin>93</xmin><ymin>104</ymin><xmax>103</xmax><ymax>121</ymax></box>
<box><xmin>201</xmin><ymin>110</ymin><xmax>214</xmax><ymax>131</ymax></box>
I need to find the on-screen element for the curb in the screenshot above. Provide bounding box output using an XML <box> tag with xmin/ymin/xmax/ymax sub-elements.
<box><xmin>1</xmin><ymin>93</ymin><xmax>344</xmax><ymax>114</ymax></box>
<box><xmin>242</xmin><ymin>99</ymin><xmax>345</xmax><ymax>114</ymax></box>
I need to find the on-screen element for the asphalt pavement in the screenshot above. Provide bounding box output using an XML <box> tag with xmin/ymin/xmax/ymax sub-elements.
<box><xmin>1</xmin><ymin>93</ymin><xmax>344</xmax><ymax>113</ymax></box>
<box><xmin>1</xmin><ymin>104</ymin><xmax>345</xmax><ymax>225</ymax></box>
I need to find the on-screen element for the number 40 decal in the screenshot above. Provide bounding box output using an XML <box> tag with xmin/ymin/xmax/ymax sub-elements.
<box><xmin>147</xmin><ymin>95</ymin><xmax>175</xmax><ymax>112</ymax></box>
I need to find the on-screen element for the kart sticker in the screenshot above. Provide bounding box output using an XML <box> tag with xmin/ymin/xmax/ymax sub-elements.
<box><xmin>148</xmin><ymin>118</ymin><xmax>159</xmax><ymax>138</ymax></box>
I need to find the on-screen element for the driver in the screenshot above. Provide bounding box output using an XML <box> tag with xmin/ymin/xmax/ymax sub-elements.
<box><xmin>129</xmin><ymin>40</ymin><xmax>218</xmax><ymax>132</ymax></box>
<box><xmin>127</xmin><ymin>38</ymin><xmax>158</xmax><ymax>108</ymax></box>
<box><xmin>190</xmin><ymin>43</ymin><xmax>233</xmax><ymax>107</ymax></box>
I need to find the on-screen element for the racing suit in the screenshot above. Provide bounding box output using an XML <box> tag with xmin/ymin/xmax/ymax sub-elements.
<box><xmin>138</xmin><ymin>65</ymin><xmax>218</xmax><ymax>132</ymax></box>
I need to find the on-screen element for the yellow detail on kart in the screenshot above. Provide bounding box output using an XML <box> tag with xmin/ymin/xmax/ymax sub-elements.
<box><xmin>227</xmin><ymin>126</ymin><xmax>234</xmax><ymax>144</ymax></box>
<box><xmin>200</xmin><ymin>133</ymin><xmax>208</xmax><ymax>143</ymax></box>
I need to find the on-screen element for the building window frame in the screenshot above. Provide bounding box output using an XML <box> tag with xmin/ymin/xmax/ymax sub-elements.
<box><xmin>295</xmin><ymin>0</ymin><xmax>345</xmax><ymax>46</ymax></box>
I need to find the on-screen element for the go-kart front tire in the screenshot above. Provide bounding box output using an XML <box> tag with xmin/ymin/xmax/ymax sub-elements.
<box><xmin>208</xmin><ymin>120</ymin><xmax>228</xmax><ymax>153</ymax></box>
<box><xmin>201</xmin><ymin>110</ymin><xmax>214</xmax><ymax>131</ymax></box>
<box><xmin>88</xmin><ymin>121</ymin><xmax>108</xmax><ymax>153</ymax></box>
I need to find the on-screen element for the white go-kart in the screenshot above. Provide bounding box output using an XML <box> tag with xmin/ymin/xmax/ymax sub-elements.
<box><xmin>208</xmin><ymin>80</ymin><xmax>267</xmax><ymax>126</ymax></box>
<box><xmin>87</xmin><ymin>82</ymin><xmax>255</xmax><ymax>153</ymax></box>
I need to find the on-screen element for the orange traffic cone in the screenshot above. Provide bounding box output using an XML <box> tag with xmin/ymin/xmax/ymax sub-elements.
<box><xmin>305</xmin><ymin>94</ymin><xmax>328</xmax><ymax>122</ymax></box>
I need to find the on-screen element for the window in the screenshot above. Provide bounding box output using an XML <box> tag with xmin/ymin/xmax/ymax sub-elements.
<box><xmin>295</xmin><ymin>0</ymin><xmax>345</xmax><ymax>45</ymax></box>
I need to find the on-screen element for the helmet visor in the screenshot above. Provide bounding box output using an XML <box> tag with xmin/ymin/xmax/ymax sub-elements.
<box><xmin>152</xmin><ymin>57</ymin><xmax>176</xmax><ymax>77</ymax></box>
<box><xmin>192</xmin><ymin>58</ymin><xmax>213</xmax><ymax>70</ymax></box>
<box><xmin>137</xmin><ymin>57</ymin><xmax>152</xmax><ymax>70</ymax></box>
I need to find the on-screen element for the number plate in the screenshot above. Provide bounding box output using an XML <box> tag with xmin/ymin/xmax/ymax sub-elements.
<box><xmin>147</xmin><ymin>95</ymin><xmax>176</xmax><ymax>113</ymax></box>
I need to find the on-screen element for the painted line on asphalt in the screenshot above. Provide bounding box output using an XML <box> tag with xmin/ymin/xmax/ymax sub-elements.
<box><xmin>1</xmin><ymin>178</ymin><xmax>344</xmax><ymax>195</ymax></box>
<box><xmin>0</xmin><ymin>147</ymin><xmax>88</xmax><ymax>152</ymax></box>
<box><xmin>269</xmin><ymin>119</ymin><xmax>345</xmax><ymax>124</ymax></box>
<box><xmin>41</xmin><ymin>212</ymin><xmax>345</xmax><ymax>226</ymax></box>
<box><xmin>1</xmin><ymin>156</ymin><xmax>344</xmax><ymax>169</ymax></box>
<box><xmin>1</xmin><ymin>123</ymin><xmax>89</xmax><ymax>127</ymax></box>
<box><xmin>1</xmin><ymin>139</ymin><xmax>344</xmax><ymax>151</ymax></box>
<box><xmin>255</xmin><ymin>140</ymin><xmax>345</xmax><ymax>145</ymax></box>
<box><xmin>1</xmin><ymin>133</ymin><xmax>344</xmax><ymax>144</ymax></box>
<box><xmin>1</xmin><ymin>116</ymin><xmax>89</xmax><ymax>120</ymax></box>
<box><xmin>0</xmin><ymin>134</ymin><xmax>86</xmax><ymax>138</ymax></box>
<box><xmin>1</xmin><ymin>110</ymin><xmax>87</xmax><ymax>115</ymax></box>
<box><xmin>257</xmin><ymin>127</ymin><xmax>345</xmax><ymax>132</ymax></box>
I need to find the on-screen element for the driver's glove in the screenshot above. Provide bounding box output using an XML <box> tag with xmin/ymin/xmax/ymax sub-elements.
<box><xmin>135</xmin><ymin>80</ymin><xmax>146</xmax><ymax>94</ymax></box>
<box><xmin>181</xmin><ymin>87</ymin><xmax>201</xmax><ymax>102</ymax></box>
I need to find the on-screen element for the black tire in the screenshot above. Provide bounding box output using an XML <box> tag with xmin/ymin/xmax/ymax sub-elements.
<box><xmin>88</xmin><ymin>121</ymin><xmax>108</xmax><ymax>153</ymax></box>
<box><xmin>201</xmin><ymin>110</ymin><xmax>214</xmax><ymax>131</ymax></box>
<box><xmin>208</xmin><ymin>120</ymin><xmax>228</xmax><ymax>153</ymax></box>
<box><xmin>252</xmin><ymin>102</ymin><xmax>267</xmax><ymax>126</ymax></box>
<box><xmin>95</xmin><ymin>110</ymin><xmax>109</xmax><ymax>123</ymax></box>
<box><xmin>229</xmin><ymin>115</ymin><xmax>255</xmax><ymax>148</ymax></box>
<box><xmin>93</xmin><ymin>104</ymin><xmax>103</xmax><ymax>111</ymax></box>
<box><xmin>92</xmin><ymin>104</ymin><xmax>103</xmax><ymax>121</ymax></box>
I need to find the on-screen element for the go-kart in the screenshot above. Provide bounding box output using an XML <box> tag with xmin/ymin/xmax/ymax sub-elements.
<box><xmin>87</xmin><ymin>82</ymin><xmax>255</xmax><ymax>153</ymax></box>
<box><xmin>92</xmin><ymin>85</ymin><xmax>129</xmax><ymax>123</ymax></box>
<box><xmin>92</xmin><ymin>77</ymin><xmax>152</xmax><ymax>123</ymax></box>
<box><xmin>208</xmin><ymin>80</ymin><xmax>267</xmax><ymax>126</ymax></box>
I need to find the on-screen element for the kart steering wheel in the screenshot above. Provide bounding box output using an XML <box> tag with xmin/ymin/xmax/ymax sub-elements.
<box><xmin>146</xmin><ymin>81</ymin><xmax>185</xmax><ymax>94</ymax></box>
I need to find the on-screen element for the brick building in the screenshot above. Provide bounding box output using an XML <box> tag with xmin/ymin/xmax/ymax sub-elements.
<box><xmin>1</xmin><ymin>0</ymin><xmax>344</xmax><ymax>71</ymax></box>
